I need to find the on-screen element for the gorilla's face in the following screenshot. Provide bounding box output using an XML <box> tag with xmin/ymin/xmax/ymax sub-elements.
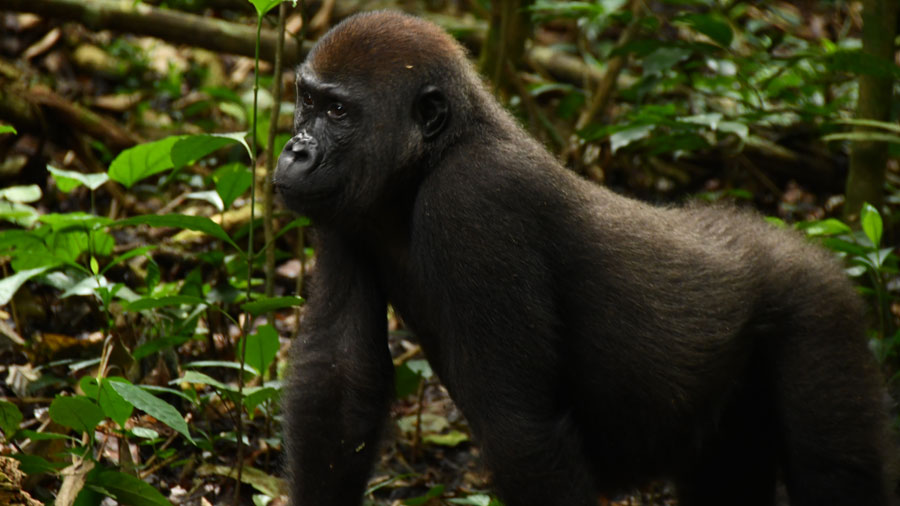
<box><xmin>274</xmin><ymin>61</ymin><xmax>448</xmax><ymax>225</ymax></box>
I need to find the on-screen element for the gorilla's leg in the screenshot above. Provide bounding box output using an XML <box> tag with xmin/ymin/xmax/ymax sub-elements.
<box><xmin>775</xmin><ymin>307</ymin><xmax>891</xmax><ymax>506</ymax></box>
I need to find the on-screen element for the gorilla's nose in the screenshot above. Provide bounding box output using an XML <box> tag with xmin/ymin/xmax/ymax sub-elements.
<box><xmin>276</xmin><ymin>132</ymin><xmax>321</xmax><ymax>183</ymax></box>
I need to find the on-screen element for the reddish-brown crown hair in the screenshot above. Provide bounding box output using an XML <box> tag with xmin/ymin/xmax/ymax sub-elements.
<box><xmin>307</xmin><ymin>11</ymin><xmax>469</xmax><ymax>84</ymax></box>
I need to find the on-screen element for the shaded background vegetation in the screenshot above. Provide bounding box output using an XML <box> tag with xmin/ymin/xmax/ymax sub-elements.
<box><xmin>0</xmin><ymin>0</ymin><xmax>898</xmax><ymax>505</ymax></box>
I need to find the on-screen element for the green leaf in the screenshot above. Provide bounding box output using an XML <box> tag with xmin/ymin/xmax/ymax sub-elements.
<box><xmin>404</xmin><ymin>485</ymin><xmax>445</xmax><ymax>506</ymax></box>
<box><xmin>101</xmin><ymin>245</ymin><xmax>156</xmax><ymax>275</ymax></box>
<box><xmin>610</xmin><ymin>124</ymin><xmax>654</xmax><ymax>153</ymax></box>
<box><xmin>675</xmin><ymin>13</ymin><xmax>732</xmax><ymax>47</ymax></box>
<box><xmin>0</xmin><ymin>266</ymin><xmax>51</xmax><ymax>305</ymax></box>
<box><xmin>171</xmin><ymin>132</ymin><xmax>250</xmax><ymax>168</ymax></box>
<box><xmin>49</xmin><ymin>396</ymin><xmax>104</xmax><ymax>434</ymax></box>
<box><xmin>0</xmin><ymin>184</ymin><xmax>42</xmax><ymax>203</ymax></box>
<box><xmin>215</xmin><ymin>162</ymin><xmax>253</xmax><ymax>209</ymax></box>
<box><xmin>241</xmin><ymin>295</ymin><xmax>304</xmax><ymax>316</ymax></box>
<box><xmin>108</xmin><ymin>135</ymin><xmax>182</xmax><ymax>188</ymax></box>
<box><xmin>798</xmin><ymin>218</ymin><xmax>852</xmax><ymax>237</ymax></box>
<box><xmin>243</xmin><ymin>386</ymin><xmax>280</xmax><ymax>416</ymax></box>
<box><xmin>240</xmin><ymin>324</ymin><xmax>279</xmax><ymax>375</ymax></box>
<box><xmin>642</xmin><ymin>47</ymin><xmax>692</xmax><ymax>76</ymax></box>
<box><xmin>248</xmin><ymin>0</ymin><xmax>284</xmax><ymax>18</ymax></box>
<box><xmin>423</xmin><ymin>429</ymin><xmax>469</xmax><ymax>447</ymax></box>
<box><xmin>177</xmin><ymin>370</ymin><xmax>240</xmax><ymax>393</ymax></box>
<box><xmin>113</xmin><ymin>214</ymin><xmax>239</xmax><ymax>250</ymax></box>
<box><xmin>0</xmin><ymin>125</ymin><xmax>16</xmax><ymax>135</ymax></box>
<box><xmin>126</xmin><ymin>294</ymin><xmax>207</xmax><ymax>311</ymax></box>
<box><xmin>48</xmin><ymin>166</ymin><xmax>109</xmax><ymax>192</ymax></box>
<box><xmin>80</xmin><ymin>376</ymin><xmax>100</xmax><ymax>399</ymax></box>
<box><xmin>861</xmin><ymin>203</ymin><xmax>883</xmax><ymax>247</ymax></box>
<box><xmin>109</xmin><ymin>382</ymin><xmax>194</xmax><ymax>444</ymax></box>
<box><xmin>0</xmin><ymin>400</ymin><xmax>23</xmax><ymax>439</ymax></box>
<box><xmin>99</xmin><ymin>378</ymin><xmax>134</xmax><ymax>428</ymax></box>
<box><xmin>10</xmin><ymin>454</ymin><xmax>64</xmax><ymax>475</ymax></box>
<box><xmin>87</xmin><ymin>470</ymin><xmax>173</xmax><ymax>506</ymax></box>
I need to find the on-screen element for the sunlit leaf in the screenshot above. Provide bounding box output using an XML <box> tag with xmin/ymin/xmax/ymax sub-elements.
<box><xmin>186</xmin><ymin>190</ymin><xmax>225</xmax><ymax>211</ymax></box>
<box><xmin>0</xmin><ymin>266</ymin><xmax>50</xmax><ymax>306</ymax></box>
<box><xmin>610</xmin><ymin>124</ymin><xmax>654</xmax><ymax>153</ymax></box>
<box><xmin>0</xmin><ymin>184</ymin><xmax>41</xmax><ymax>203</ymax></box>
<box><xmin>798</xmin><ymin>218</ymin><xmax>852</xmax><ymax>237</ymax></box>
<box><xmin>861</xmin><ymin>203</ymin><xmax>883</xmax><ymax>248</ymax></box>
<box><xmin>248</xmin><ymin>0</ymin><xmax>284</xmax><ymax>17</ymax></box>
<box><xmin>48</xmin><ymin>166</ymin><xmax>109</xmax><ymax>192</ymax></box>
<box><xmin>171</xmin><ymin>132</ymin><xmax>250</xmax><ymax>168</ymax></box>
<box><xmin>108</xmin><ymin>135</ymin><xmax>182</xmax><ymax>188</ymax></box>
<box><xmin>0</xmin><ymin>125</ymin><xmax>16</xmax><ymax>135</ymax></box>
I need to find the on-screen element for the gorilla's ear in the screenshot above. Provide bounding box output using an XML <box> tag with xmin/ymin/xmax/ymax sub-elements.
<box><xmin>415</xmin><ymin>85</ymin><xmax>449</xmax><ymax>140</ymax></box>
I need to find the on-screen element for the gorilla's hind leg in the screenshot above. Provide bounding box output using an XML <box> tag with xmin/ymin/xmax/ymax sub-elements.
<box><xmin>774</xmin><ymin>313</ymin><xmax>892</xmax><ymax>506</ymax></box>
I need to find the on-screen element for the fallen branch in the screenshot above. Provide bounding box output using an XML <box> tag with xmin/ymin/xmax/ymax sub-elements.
<box><xmin>0</xmin><ymin>0</ymin><xmax>312</xmax><ymax>65</ymax></box>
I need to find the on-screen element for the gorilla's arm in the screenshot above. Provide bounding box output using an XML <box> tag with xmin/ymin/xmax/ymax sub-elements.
<box><xmin>283</xmin><ymin>230</ymin><xmax>393</xmax><ymax>506</ymax></box>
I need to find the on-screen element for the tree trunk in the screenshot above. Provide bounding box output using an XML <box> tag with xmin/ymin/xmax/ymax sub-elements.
<box><xmin>844</xmin><ymin>0</ymin><xmax>898</xmax><ymax>220</ymax></box>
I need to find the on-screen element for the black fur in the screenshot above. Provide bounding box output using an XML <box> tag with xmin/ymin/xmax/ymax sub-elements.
<box><xmin>274</xmin><ymin>11</ymin><xmax>893</xmax><ymax>506</ymax></box>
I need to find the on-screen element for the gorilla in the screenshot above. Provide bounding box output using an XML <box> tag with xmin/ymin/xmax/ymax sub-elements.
<box><xmin>273</xmin><ymin>11</ymin><xmax>892</xmax><ymax>506</ymax></box>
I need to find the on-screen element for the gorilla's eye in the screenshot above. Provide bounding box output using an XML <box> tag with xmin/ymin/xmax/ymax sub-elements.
<box><xmin>301</xmin><ymin>92</ymin><xmax>314</xmax><ymax>107</ymax></box>
<box><xmin>327</xmin><ymin>102</ymin><xmax>346</xmax><ymax>119</ymax></box>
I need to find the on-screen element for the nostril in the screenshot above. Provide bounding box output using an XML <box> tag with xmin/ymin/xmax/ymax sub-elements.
<box><xmin>295</xmin><ymin>150</ymin><xmax>309</xmax><ymax>162</ymax></box>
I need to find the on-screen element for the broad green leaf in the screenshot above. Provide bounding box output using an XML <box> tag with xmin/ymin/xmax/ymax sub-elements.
<box><xmin>241</xmin><ymin>295</ymin><xmax>304</xmax><ymax>316</ymax></box>
<box><xmin>80</xmin><ymin>376</ymin><xmax>100</xmax><ymax>399</ymax></box>
<box><xmin>610</xmin><ymin>124</ymin><xmax>654</xmax><ymax>153</ymax></box>
<box><xmin>0</xmin><ymin>266</ymin><xmax>52</xmax><ymax>305</ymax></box>
<box><xmin>171</xmin><ymin>132</ymin><xmax>250</xmax><ymax>168</ymax></box>
<box><xmin>215</xmin><ymin>162</ymin><xmax>253</xmax><ymax>209</ymax></box>
<box><xmin>243</xmin><ymin>386</ymin><xmax>280</xmax><ymax>416</ymax></box>
<box><xmin>185</xmin><ymin>360</ymin><xmax>258</xmax><ymax>373</ymax></box>
<box><xmin>10</xmin><ymin>454</ymin><xmax>63</xmax><ymax>475</ymax></box>
<box><xmin>642</xmin><ymin>47</ymin><xmax>692</xmax><ymax>76</ymax></box>
<box><xmin>240</xmin><ymin>324</ymin><xmax>279</xmax><ymax>375</ymax></box>
<box><xmin>48</xmin><ymin>166</ymin><xmax>109</xmax><ymax>192</ymax></box>
<box><xmin>395</xmin><ymin>362</ymin><xmax>424</xmax><ymax>398</ymax></box>
<box><xmin>0</xmin><ymin>400</ymin><xmax>23</xmax><ymax>438</ymax></box>
<box><xmin>799</xmin><ymin>218</ymin><xmax>852</xmax><ymax>237</ymax></box>
<box><xmin>130</xmin><ymin>427</ymin><xmax>160</xmax><ymax>439</ymax></box>
<box><xmin>0</xmin><ymin>125</ymin><xmax>16</xmax><ymax>135</ymax></box>
<box><xmin>675</xmin><ymin>13</ymin><xmax>732</xmax><ymax>47</ymax></box>
<box><xmin>126</xmin><ymin>294</ymin><xmax>207</xmax><ymax>311</ymax></box>
<box><xmin>177</xmin><ymin>370</ymin><xmax>236</xmax><ymax>392</ymax></box>
<box><xmin>99</xmin><ymin>378</ymin><xmax>134</xmax><ymax>428</ymax></box>
<box><xmin>40</xmin><ymin>212</ymin><xmax>112</xmax><ymax>230</ymax></box>
<box><xmin>0</xmin><ymin>201</ymin><xmax>39</xmax><ymax>227</ymax></box>
<box><xmin>249</xmin><ymin>0</ymin><xmax>284</xmax><ymax>18</ymax></box>
<box><xmin>87</xmin><ymin>470</ymin><xmax>173</xmax><ymax>506</ymax></box>
<box><xmin>108</xmin><ymin>135</ymin><xmax>182</xmax><ymax>188</ymax></box>
<box><xmin>49</xmin><ymin>396</ymin><xmax>104</xmax><ymax>434</ymax></box>
<box><xmin>861</xmin><ymin>203</ymin><xmax>882</xmax><ymax>247</ymax></box>
<box><xmin>109</xmin><ymin>382</ymin><xmax>194</xmax><ymax>444</ymax></box>
<box><xmin>0</xmin><ymin>184</ymin><xmax>41</xmax><ymax>203</ymax></box>
<box><xmin>114</xmin><ymin>214</ymin><xmax>239</xmax><ymax>250</ymax></box>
